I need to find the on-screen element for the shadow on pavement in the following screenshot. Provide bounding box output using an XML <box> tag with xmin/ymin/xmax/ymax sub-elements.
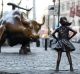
<box><xmin>0</xmin><ymin>70</ymin><xmax>80</xmax><ymax>74</ymax></box>
<box><xmin>0</xmin><ymin>71</ymin><xmax>20</xmax><ymax>74</ymax></box>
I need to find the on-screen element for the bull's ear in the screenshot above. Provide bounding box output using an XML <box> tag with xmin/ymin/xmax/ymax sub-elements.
<box><xmin>40</xmin><ymin>16</ymin><xmax>45</xmax><ymax>25</ymax></box>
<box><xmin>0</xmin><ymin>25</ymin><xmax>6</xmax><ymax>40</ymax></box>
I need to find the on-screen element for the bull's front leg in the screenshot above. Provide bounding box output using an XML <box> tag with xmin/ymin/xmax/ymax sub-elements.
<box><xmin>26</xmin><ymin>42</ymin><xmax>31</xmax><ymax>52</ymax></box>
<box><xmin>19</xmin><ymin>45</ymin><xmax>27</xmax><ymax>54</ymax></box>
<box><xmin>19</xmin><ymin>43</ymin><xmax>31</xmax><ymax>54</ymax></box>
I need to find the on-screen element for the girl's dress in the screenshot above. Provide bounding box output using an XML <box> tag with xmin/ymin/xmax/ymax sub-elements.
<box><xmin>52</xmin><ymin>26</ymin><xmax>75</xmax><ymax>52</ymax></box>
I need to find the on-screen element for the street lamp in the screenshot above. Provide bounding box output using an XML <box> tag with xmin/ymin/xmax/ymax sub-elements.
<box><xmin>52</xmin><ymin>0</ymin><xmax>55</xmax><ymax>29</ymax></box>
<box><xmin>33</xmin><ymin>0</ymin><xmax>36</xmax><ymax>20</ymax></box>
<box><xmin>58</xmin><ymin>0</ymin><xmax>60</xmax><ymax>27</ymax></box>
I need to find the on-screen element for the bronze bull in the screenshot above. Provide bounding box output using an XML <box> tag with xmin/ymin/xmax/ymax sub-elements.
<box><xmin>0</xmin><ymin>9</ymin><xmax>45</xmax><ymax>54</ymax></box>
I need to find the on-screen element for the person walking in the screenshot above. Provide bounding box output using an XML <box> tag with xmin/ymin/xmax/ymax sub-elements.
<box><xmin>52</xmin><ymin>17</ymin><xmax>77</xmax><ymax>71</ymax></box>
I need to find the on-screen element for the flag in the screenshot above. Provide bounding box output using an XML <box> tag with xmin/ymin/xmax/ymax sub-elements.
<box><xmin>70</xmin><ymin>7</ymin><xmax>75</xmax><ymax>17</ymax></box>
<box><xmin>76</xmin><ymin>5</ymin><xmax>80</xmax><ymax>17</ymax></box>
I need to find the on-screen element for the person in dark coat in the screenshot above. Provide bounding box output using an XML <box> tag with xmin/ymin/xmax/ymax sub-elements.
<box><xmin>52</xmin><ymin>17</ymin><xmax>77</xmax><ymax>71</ymax></box>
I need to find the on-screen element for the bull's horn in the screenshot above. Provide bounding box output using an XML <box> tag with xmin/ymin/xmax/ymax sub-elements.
<box><xmin>40</xmin><ymin>16</ymin><xmax>45</xmax><ymax>25</ymax></box>
<box><xmin>7</xmin><ymin>2</ymin><xmax>32</xmax><ymax>11</ymax></box>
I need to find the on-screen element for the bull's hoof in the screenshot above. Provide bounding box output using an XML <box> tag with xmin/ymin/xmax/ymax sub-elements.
<box><xmin>19</xmin><ymin>47</ymin><xmax>31</xmax><ymax>54</ymax></box>
<box><xmin>19</xmin><ymin>48</ymin><xmax>27</xmax><ymax>54</ymax></box>
<box><xmin>19</xmin><ymin>49</ymin><xmax>24</xmax><ymax>54</ymax></box>
<box><xmin>26</xmin><ymin>47</ymin><xmax>31</xmax><ymax>52</ymax></box>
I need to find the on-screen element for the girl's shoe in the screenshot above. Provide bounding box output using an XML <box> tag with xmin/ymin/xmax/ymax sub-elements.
<box><xmin>55</xmin><ymin>67</ymin><xmax>59</xmax><ymax>72</ymax></box>
<box><xmin>70</xmin><ymin>67</ymin><xmax>74</xmax><ymax>71</ymax></box>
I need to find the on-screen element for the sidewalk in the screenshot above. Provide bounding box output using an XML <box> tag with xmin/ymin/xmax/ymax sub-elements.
<box><xmin>0</xmin><ymin>42</ymin><xmax>80</xmax><ymax>74</ymax></box>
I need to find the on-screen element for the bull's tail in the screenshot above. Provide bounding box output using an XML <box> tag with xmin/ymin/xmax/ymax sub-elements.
<box><xmin>0</xmin><ymin>20</ymin><xmax>6</xmax><ymax>40</ymax></box>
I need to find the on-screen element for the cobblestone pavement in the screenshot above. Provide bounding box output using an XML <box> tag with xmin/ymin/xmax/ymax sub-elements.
<box><xmin>0</xmin><ymin>42</ymin><xmax>80</xmax><ymax>74</ymax></box>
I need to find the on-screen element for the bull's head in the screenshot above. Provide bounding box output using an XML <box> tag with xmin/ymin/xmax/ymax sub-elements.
<box><xmin>0</xmin><ymin>10</ymin><xmax>45</xmax><ymax>40</ymax></box>
<box><xmin>13</xmin><ymin>10</ymin><xmax>45</xmax><ymax>36</ymax></box>
<box><xmin>30</xmin><ymin>16</ymin><xmax>45</xmax><ymax>33</ymax></box>
<box><xmin>21</xmin><ymin>13</ymin><xmax>45</xmax><ymax>39</ymax></box>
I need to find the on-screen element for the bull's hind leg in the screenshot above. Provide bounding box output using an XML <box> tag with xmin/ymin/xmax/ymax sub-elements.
<box><xmin>0</xmin><ymin>33</ymin><xmax>6</xmax><ymax>53</ymax></box>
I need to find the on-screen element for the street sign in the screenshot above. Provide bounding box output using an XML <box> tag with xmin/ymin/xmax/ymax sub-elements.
<box><xmin>48</xmin><ymin>5</ymin><xmax>58</xmax><ymax>15</ymax></box>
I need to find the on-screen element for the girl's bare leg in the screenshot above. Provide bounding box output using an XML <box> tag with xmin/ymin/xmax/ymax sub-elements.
<box><xmin>66</xmin><ymin>51</ymin><xmax>73</xmax><ymax>71</ymax></box>
<box><xmin>56</xmin><ymin>51</ymin><xmax>62</xmax><ymax>71</ymax></box>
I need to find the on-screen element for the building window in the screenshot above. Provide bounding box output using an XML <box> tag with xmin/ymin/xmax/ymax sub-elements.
<box><xmin>61</xmin><ymin>3</ymin><xmax>65</xmax><ymax>11</ymax></box>
<box><xmin>78</xmin><ymin>0</ymin><xmax>80</xmax><ymax>5</ymax></box>
<box><xmin>66</xmin><ymin>2</ymin><xmax>70</xmax><ymax>10</ymax></box>
<box><xmin>71</xmin><ymin>1</ymin><xmax>75</xmax><ymax>7</ymax></box>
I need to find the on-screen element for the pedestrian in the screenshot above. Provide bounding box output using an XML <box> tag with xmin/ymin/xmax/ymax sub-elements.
<box><xmin>52</xmin><ymin>17</ymin><xmax>77</xmax><ymax>71</ymax></box>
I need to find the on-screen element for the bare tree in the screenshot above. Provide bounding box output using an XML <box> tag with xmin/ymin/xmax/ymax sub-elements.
<box><xmin>18</xmin><ymin>0</ymin><xmax>22</xmax><ymax>6</ymax></box>
<box><xmin>0</xmin><ymin>0</ymin><xmax>3</xmax><ymax>18</ymax></box>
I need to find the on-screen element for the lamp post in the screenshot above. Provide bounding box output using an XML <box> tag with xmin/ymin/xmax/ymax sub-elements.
<box><xmin>58</xmin><ymin>0</ymin><xmax>60</xmax><ymax>27</ymax></box>
<box><xmin>33</xmin><ymin>0</ymin><xmax>36</xmax><ymax>20</ymax></box>
<box><xmin>52</xmin><ymin>0</ymin><xmax>55</xmax><ymax>29</ymax></box>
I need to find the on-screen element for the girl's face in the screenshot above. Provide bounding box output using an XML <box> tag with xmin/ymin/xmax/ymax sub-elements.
<box><xmin>60</xmin><ymin>21</ymin><xmax>66</xmax><ymax>26</ymax></box>
<box><xmin>60</xmin><ymin>17</ymin><xmax>67</xmax><ymax>26</ymax></box>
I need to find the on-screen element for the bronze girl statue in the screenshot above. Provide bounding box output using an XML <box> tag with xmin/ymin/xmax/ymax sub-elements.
<box><xmin>52</xmin><ymin>17</ymin><xmax>77</xmax><ymax>71</ymax></box>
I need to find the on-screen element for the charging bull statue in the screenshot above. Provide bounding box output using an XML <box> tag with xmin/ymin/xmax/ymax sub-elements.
<box><xmin>0</xmin><ymin>4</ymin><xmax>45</xmax><ymax>54</ymax></box>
